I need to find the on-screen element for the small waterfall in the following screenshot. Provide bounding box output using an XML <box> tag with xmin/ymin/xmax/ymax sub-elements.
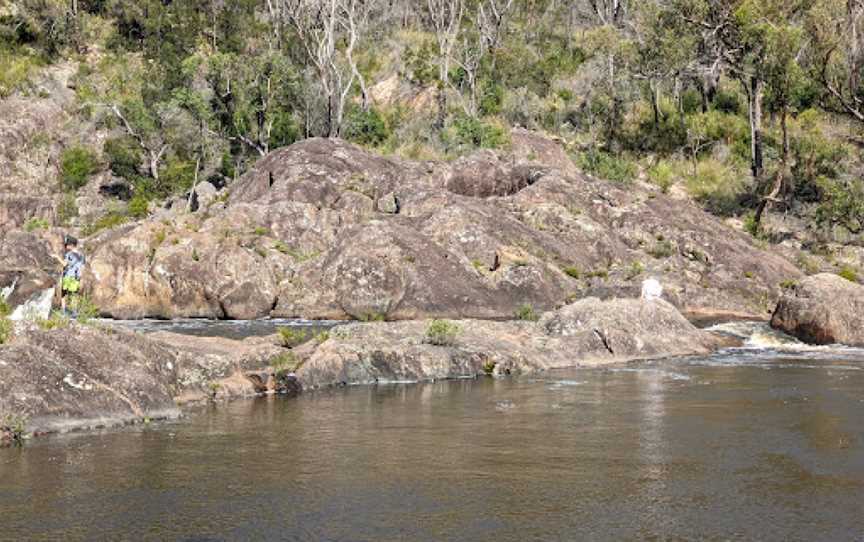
<box><xmin>707</xmin><ymin>320</ymin><xmax>825</xmax><ymax>351</ymax></box>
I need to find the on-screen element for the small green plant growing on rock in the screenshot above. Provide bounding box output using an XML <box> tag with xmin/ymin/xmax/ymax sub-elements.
<box><xmin>648</xmin><ymin>239</ymin><xmax>676</xmax><ymax>259</ymax></box>
<box><xmin>314</xmin><ymin>331</ymin><xmax>330</xmax><ymax>344</ymax></box>
<box><xmin>1</xmin><ymin>414</ymin><xmax>27</xmax><ymax>447</ymax></box>
<box><xmin>625</xmin><ymin>261</ymin><xmax>645</xmax><ymax>280</ymax></box>
<box><xmin>278</xmin><ymin>327</ymin><xmax>309</xmax><ymax>348</ymax></box>
<box><xmin>37</xmin><ymin>311</ymin><xmax>70</xmax><ymax>330</ymax></box>
<box><xmin>838</xmin><ymin>265</ymin><xmax>859</xmax><ymax>283</ymax></box>
<box><xmin>360</xmin><ymin>312</ymin><xmax>386</xmax><ymax>322</ymax></box>
<box><xmin>515</xmin><ymin>304</ymin><xmax>539</xmax><ymax>322</ymax></box>
<box><xmin>68</xmin><ymin>295</ymin><xmax>100</xmax><ymax>324</ymax></box>
<box><xmin>253</xmin><ymin>226</ymin><xmax>269</xmax><ymax>236</ymax></box>
<box><xmin>424</xmin><ymin>319</ymin><xmax>461</xmax><ymax>346</ymax></box>
<box><xmin>562</xmin><ymin>266</ymin><xmax>581</xmax><ymax>279</ymax></box>
<box><xmin>482</xmin><ymin>359</ymin><xmax>496</xmax><ymax>376</ymax></box>
<box><xmin>24</xmin><ymin>217</ymin><xmax>50</xmax><ymax>232</ymax></box>
<box><xmin>585</xmin><ymin>269</ymin><xmax>609</xmax><ymax>280</ymax></box>
<box><xmin>191</xmin><ymin>249</ymin><xmax>200</xmax><ymax>262</ymax></box>
<box><xmin>271</xmin><ymin>352</ymin><xmax>303</xmax><ymax>376</ymax></box>
<box><xmin>0</xmin><ymin>300</ymin><xmax>13</xmax><ymax>345</ymax></box>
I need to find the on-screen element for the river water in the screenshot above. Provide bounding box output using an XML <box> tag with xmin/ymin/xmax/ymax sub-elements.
<box><xmin>1</xmin><ymin>323</ymin><xmax>863</xmax><ymax>541</ymax></box>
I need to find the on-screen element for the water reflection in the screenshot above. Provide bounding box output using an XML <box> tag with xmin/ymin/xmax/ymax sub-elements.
<box><xmin>2</xmin><ymin>351</ymin><xmax>864</xmax><ymax>540</ymax></box>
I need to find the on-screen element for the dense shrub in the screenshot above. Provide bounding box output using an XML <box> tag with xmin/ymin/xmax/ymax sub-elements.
<box><xmin>60</xmin><ymin>146</ymin><xmax>99</xmax><ymax>191</ymax></box>
<box><xmin>578</xmin><ymin>149</ymin><xmax>638</xmax><ymax>183</ymax></box>
<box><xmin>815</xmin><ymin>178</ymin><xmax>864</xmax><ymax>234</ymax></box>
<box><xmin>342</xmin><ymin>107</ymin><xmax>390</xmax><ymax>147</ymax></box>
<box><xmin>127</xmin><ymin>194</ymin><xmax>150</xmax><ymax>218</ymax></box>
<box><xmin>104</xmin><ymin>137</ymin><xmax>142</xmax><ymax>179</ymax></box>
<box><xmin>446</xmin><ymin>115</ymin><xmax>510</xmax><ymax>151</ymax></box>
<box><xmin>647</xmin><ymin>160</ymin><xmax>677</xmax><ymax>193</ymax></box>
<box><xmin>424</xmin><ymin>319</ymin><xmax>461</xmax><ymax>346</ymax></box>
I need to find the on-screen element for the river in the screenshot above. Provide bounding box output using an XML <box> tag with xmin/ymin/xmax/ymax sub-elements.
<box><xmin>1</xmin><ymin>323</ymin><xmax>863</xmax><ymax>541</ymax></box>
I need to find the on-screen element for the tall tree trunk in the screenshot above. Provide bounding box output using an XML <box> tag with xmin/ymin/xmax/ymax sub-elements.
<box><xmin>650</xmin><ymin>80</ymin><xmax>661</xmax><ymax>126</ymax></box>
<box><xmin>748</xmin><ymin>77</ymin><xmax>764</xmax><ymax>180</ymax></box>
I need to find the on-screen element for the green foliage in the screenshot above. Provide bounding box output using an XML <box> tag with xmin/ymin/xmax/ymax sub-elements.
<box><xmin>445</xmin><ymin>116</ymin><xmax>510</xmax><ymax>151</ymax></box>
<box><xmin>648</xmin><ymin>239</ymin><xmax>676</xmax><ymax>259</ymax></box>
<box><xmin>815</xmin><ymin>178</ymin><xmax>864</xmax><ymax>234</ymax></box>
<box><xmin>0</xmin><ymin>413</ymin><xmax>27</xmax><ymax>446</ymax></box>
<box><xmin>626</xmin><ymin>261</ymin><xmax>645</xmax><ymax>280</ymax></box>
<box><xmin>647</xmin><ymin>160</ymin><xmax>677</xmax><ymax>193</ymax></box>
<box><xmin>60</xmin><ymin>146</ymin><xmax>99</xmax><ymax>191</ymax></box>
<box><xmin>82</xmin><ymin>210</ymin><xmax>128</xmax><ymax>236</ymax></box>
<box><xmin>402</xmin><ymin>40</ymin><xmax>438</xmax><ymax>86</ymax></box>
<box><xmin>578</xmin><ymin>150</ymin><xmax>637</xmax><ymax>183</ymax></box>
<box><xmin>424</xmin><ymin>319</ymin><xmax>461</xmax><ymax>347</ymax></box>
<box><xmin>743</xmin><ymin>212</ymin><xmax>761</xmax><ymax>238</ymax></box>
<box><xmin>684</xmin><ymin>159</ymin><xmax>747</xmax><ymax>217</ymax></box>
<box><xmin>67</xmin><ymin>295</ymin><xmax>100</xmax><ymax>324</ymax></box>
<box><xmin>563</xmin><ymin>266</ymin><xmax>581</xmax><ymax>279</ymax></box>
<box><xmin>343</xmin><ymin>107</ymin><xmax>391</xmax><ymax>147</ymax></box>
<box><xmin>779</xmin><ymin>279</ymin><xmax>798</xmax><ymax>289</ymax></box>
<box><xmin>127</xmin><ymin>194</ymin><xmax>150</xmax><ymax>218</ymax></box>
<box><xmin>271</xmin><ymin>352</ymin><xmax>302</xmax><ymax>376</ymax></box>
<box><xmin>0</xmin><ymin>47</ymin><xmax>43</xmax><ymax>98</ymax></box>
<box><xmin>104</xmin><ymin>136</ymin><xmax>142</xmax><ymax>179</ymax></box>
<box><xmin>277</xmin><ymin>327</ymin><xmax>309</xmax><ymax>349</ymax></box>
<box><xmin>515</xmin><ymin>304</ymin><xmax>539</xmax><ymax>322</ymax></box>
<box><xmin>359</xmin><ymin>312</ymin><xmax>386</xmax><ymax>322</ymax></box>
<box><xmin>38</xmin><ymin>311</ymin><xmax>70</xmax><ymax>331</ymax></box>
<box><xmin>24</xmin><ymin>217</ymin><xmax>50</xmax><ymax>232</ymax></box>
<box><xmin>838</xmin><ymin>266</ymin><xmax>859</xmax><ymax>283</ymax></box>
<box><xmin>0</xmin><ymin>308</ymin><xmax>12</xmax><ymax>345</ymax></box>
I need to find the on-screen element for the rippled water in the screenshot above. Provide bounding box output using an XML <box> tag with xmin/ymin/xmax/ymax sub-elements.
<box><xmin>2</xmin><ymin>339</ymin><xmax>864</xmax><ymax>540</ymax></box>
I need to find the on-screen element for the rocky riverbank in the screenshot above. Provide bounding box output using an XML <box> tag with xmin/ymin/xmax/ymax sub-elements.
<box><xmin>1</xmin><ymin>297</ymin><xmax>734</xmax><ymax>444</ymax></box>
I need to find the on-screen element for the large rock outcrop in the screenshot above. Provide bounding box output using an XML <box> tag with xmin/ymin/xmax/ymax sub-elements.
<box><xmin>771</xmin><ymin>273</ymin><xmax>864</xmax><ymax>346</ymax></box>
<box><xmin>0</xmin><ymin>323</ymin><xmax>291</xmax><ymax>439</ymax></box>
<box><xmin>0</xmin><ymin>325</ymin><xmax>182</xmax><ymax>435</ymax></box>
<box><xmin>81</xmin><ymin>136</ymin><xmax>802</xmax><ymax>321</ymax></box>
<box><xmin>296</xmin><ymin>298</ymin><xmax>731</xmax><ymax>388</ymax></box>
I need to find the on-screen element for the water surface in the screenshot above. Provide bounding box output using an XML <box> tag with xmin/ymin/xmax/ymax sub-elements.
<box><xmin>2</xmin><ymin>329</ymin><xmax>863</xmax><ymax>541</ymax></box>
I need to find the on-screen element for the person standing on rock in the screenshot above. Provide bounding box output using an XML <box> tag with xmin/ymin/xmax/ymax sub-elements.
<box><xmin>60</xmin><ymin>235</ymin><xmax>85</xmax><ymax>315</ymax></box>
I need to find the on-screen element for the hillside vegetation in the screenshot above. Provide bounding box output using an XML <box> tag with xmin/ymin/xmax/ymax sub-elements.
<box><xmin>2</xmin><ymin>0</ymin><xmax>864</xmax><ymax>248</ymax></box>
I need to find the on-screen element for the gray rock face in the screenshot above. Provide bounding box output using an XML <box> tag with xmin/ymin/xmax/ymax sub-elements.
<box><xmin>0</xmin><ymin>230</ymin><xmax>59</xmax><ymax>311</ymax></box>
<box><xmin>296</xmin><ymin>298</ymin><xmax>730</xmax><ymax>389</ymax></box>
<box><xmin>771</xmin><ymin>273</ymin><xmax>864</xmax><ymax>345</ymax></box>
<box><xmin>0</xmin><ymin>324</ymin><xmax>291</xmax><ymax>439</ymax></box>
<box><xmin>82</xmin><ymin>136</ymin><xmax>802</xmax><ymax>321</ymax></box>
<box><xmin>0</xmin><ymin>325</ymin><xmax>182</xmax><ymax>435</ymax></box>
